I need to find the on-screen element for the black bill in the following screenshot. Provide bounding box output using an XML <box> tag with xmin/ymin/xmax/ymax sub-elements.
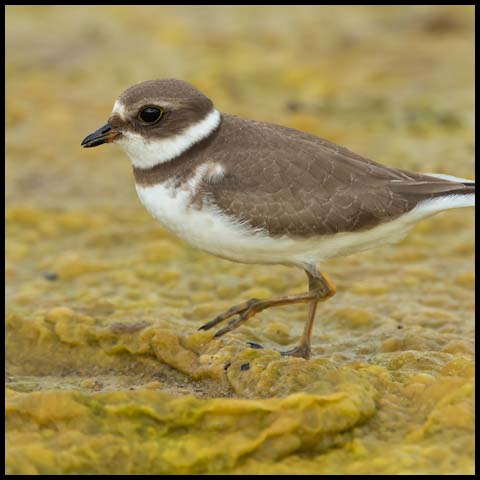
<box><xmin>81</xmin><ymin>123</ymin><xmax>121</xmax><ymax>148</ymax></box>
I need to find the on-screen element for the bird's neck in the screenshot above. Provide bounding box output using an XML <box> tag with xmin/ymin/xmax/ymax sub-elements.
<box><xmin>119</xmin><ymin>109</ymin><xmax>221</xmax><ymax>171</ymax></box>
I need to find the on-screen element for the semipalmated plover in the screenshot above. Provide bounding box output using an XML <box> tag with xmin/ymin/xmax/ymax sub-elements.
<box><xmin>82</xmin><ymin>79</ymin><xmax>475</xmax><ymax>359</ymax></box>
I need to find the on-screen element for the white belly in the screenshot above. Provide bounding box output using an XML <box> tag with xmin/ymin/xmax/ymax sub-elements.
<box><xmin>135</xmin><ymin>182</ymin><xmax>474</xmax><ymax>267</ymax></box>
<box><xmin>135</xmin><ymin>181</ymin><xmax>295</xmax><ymax>265</ymax></box>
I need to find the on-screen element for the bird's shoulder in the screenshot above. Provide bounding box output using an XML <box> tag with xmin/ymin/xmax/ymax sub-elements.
<box><xmin>208</xmin><ymin>114</ymin><xmax>414</xmax><ymax>186</ymax></box>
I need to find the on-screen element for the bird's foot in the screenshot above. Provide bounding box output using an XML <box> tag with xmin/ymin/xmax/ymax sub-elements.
<box><xmin>198</xmin><ymin>298</ymin><xmax>260</xmax><ymax>333</ymax></box>
<box><xmin>212</xmin><ymin>304</ymin><xmax>263</xmax><ymax>338</ymax></box>
<box><xmin>280</xmin><ymin>344</ymin><xmax>310</xmax><ymax>360</ymax></box>
<box><xmin>245</xmin><ymin>341</ymin><xmax>309</xmax><ymax>359</ymax></box>
<box><xmin>243</xmin><ymin>341</ymin><xmax>310</xmax><ymax>359</ymax></box>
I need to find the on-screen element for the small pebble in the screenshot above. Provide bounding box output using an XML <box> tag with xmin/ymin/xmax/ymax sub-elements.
<box><xmin>43</xmin><ymin>272</ymin><xmax>59</xmax><ymax>281</ymax></box>
<box><xmin>240</xmin><ymin>362</ymin><xmax>250</xmax><ymax>371</ymax></box>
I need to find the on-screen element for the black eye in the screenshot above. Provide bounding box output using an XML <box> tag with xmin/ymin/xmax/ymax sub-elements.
<box><xmin>138</xmin><ymin>106</ymin><xmax>163</xmax><ymax>124</ymax></box>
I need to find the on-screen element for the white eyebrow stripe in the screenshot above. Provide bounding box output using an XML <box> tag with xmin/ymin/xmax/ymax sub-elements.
<box><xmin>112</xmin><ymin>100</ymin><xmax>127</xmax><ymax>119</ymax></box>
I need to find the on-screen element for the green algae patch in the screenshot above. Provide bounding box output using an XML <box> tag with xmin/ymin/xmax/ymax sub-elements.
<box><xmin>6</xmin><ymin>4</ymin><xmax>475</xmax><ymax>475</ymax></box>
<box><xmin>6</xmin><ymin>388</ymin><xmax>375</xmax><ymax>474</ymax></box>
<box><xmin>5</xmin><ymin>300</ymin><xmax>475</xmax><ymax>474</ymax></box>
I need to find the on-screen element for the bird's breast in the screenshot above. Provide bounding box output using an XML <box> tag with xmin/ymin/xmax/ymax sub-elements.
<box><xmin>134</xmin><ymin>179</ymin><xmax>275</xmax><ymax>263</ymax></box>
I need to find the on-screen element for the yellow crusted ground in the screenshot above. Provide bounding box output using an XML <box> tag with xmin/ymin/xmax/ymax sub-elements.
<box><xmin>5</xmin><ymin>5</ymin><xmax>474</xmax><ymax>474</ymax></box>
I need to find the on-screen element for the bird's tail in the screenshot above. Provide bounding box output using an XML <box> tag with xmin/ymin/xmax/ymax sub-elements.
<box><xmin>410</xmin><ymin>173</ymin><xmax>475</xmax><ymax>215</ymax></box>
<box><xmin>387</xmin><ymin>171</ymin><xmax>475</xmax><ymax>218</ymax></box>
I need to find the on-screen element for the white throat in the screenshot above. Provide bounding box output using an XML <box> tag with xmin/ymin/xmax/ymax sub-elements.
<box><xmin>116</xmin><ymin>109</ymin><xmax>221</xmax><ymax>169</ymax></box>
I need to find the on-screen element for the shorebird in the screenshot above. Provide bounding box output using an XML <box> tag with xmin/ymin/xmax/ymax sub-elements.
<box><xmin>82</xmin><ymin>79</ymin><xmax>475</xmax><ymax>359</ymax></box>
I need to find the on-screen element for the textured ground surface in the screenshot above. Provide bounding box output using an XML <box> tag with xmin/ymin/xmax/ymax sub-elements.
<box><xmin>5</xmin><ymin>5</ymin><xmax>475</xmax><ymax>474</ymax></box>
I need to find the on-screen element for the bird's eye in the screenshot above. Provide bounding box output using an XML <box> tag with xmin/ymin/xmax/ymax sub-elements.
<box><xmin>138</xmin><ymin>106</ymin><xmax>163</xmax><ymax>124</ymax></box>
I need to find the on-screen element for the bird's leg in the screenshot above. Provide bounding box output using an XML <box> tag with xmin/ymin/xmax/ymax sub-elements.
<box><xmin>280</xmin><ymin>269</ymin><xmax>335</xmax><ymax>359</ymax></box>
<box><xmin>199</xmin><ymin>265</ymin><xmax>336</xmax><ymax>359</ymax></box>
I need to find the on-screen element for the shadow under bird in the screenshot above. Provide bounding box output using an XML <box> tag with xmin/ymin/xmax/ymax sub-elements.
<box><xmin>82</xmin><ymin>79</ymin><xmax>475</xmax><ymax>359</ymax></box>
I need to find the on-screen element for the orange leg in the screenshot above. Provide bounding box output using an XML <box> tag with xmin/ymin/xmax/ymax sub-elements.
<box><xmin>199</xmin><ymin>265</ymin><xmax>336</xmax><ymax>359</ymax></box>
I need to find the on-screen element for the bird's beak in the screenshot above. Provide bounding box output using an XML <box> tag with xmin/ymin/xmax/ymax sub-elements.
<box><xmin>81</xmin><ymin>123</ymin><xmax>121</xmax><ymax>148</ymax></box>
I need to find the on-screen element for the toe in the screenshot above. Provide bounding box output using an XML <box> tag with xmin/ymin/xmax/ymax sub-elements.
<box><xmin>199</xmin><ymin>299</ymin><xmax>259</xmax><ymax>331</ymax></box>
<box><xmin>280</xmin><ymin>345</ymin><xmax>310</xmax><ymax>360</ymax></box>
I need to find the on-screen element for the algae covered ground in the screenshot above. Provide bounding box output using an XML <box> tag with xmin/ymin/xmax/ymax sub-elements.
<box><xmin>5</xmin><ymin>5</ymin><xmax>475</xmax><ymax>475</ymax></box>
